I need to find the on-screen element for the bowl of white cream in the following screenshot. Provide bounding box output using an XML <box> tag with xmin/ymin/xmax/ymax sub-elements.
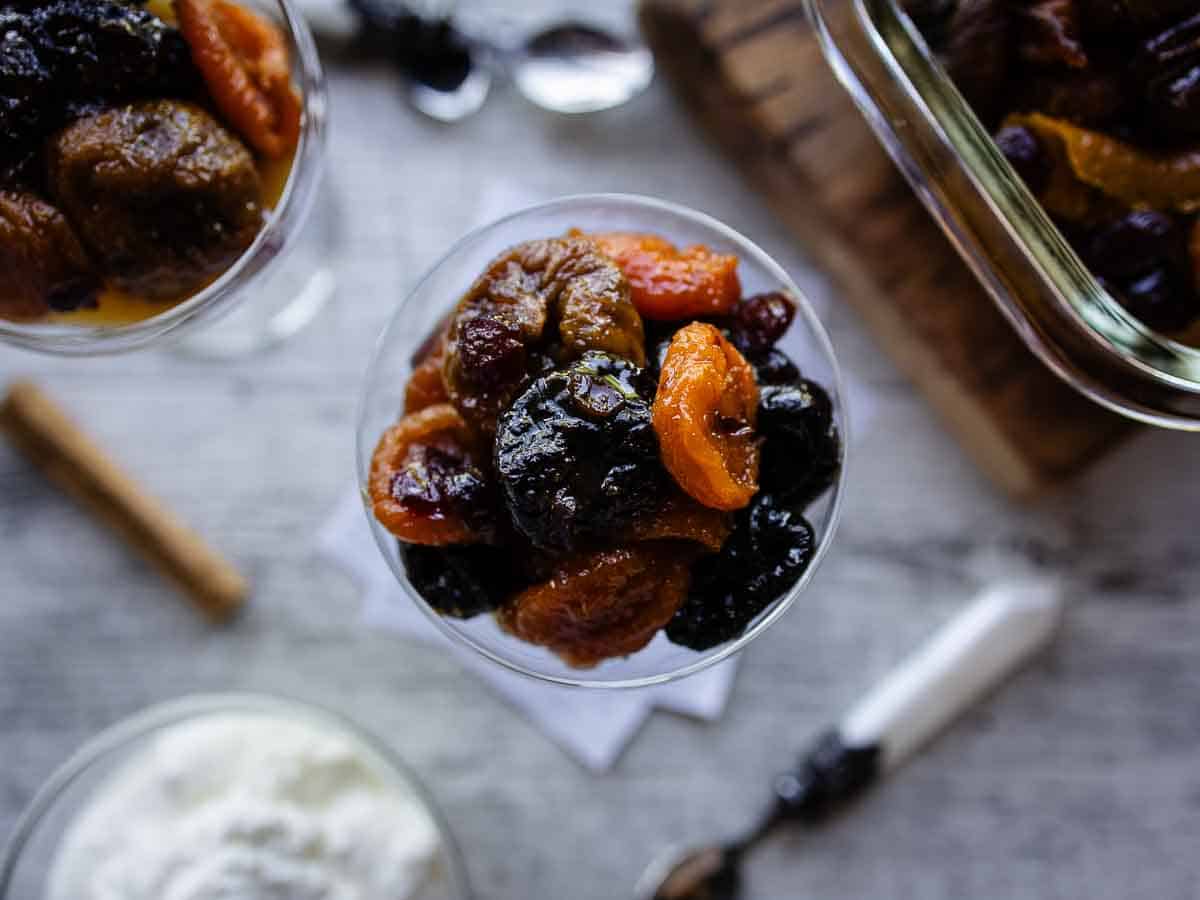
<box><xmin>0</xmin><ymin>693</ymin><xmax>472</xmax><ymax>900</ymax></box>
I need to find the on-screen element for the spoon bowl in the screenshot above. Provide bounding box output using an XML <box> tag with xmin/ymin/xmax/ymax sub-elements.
<box><xmin>511</xmin><ymin>23</ymin><xmax>654</xmax><ymax>114</ymax></box>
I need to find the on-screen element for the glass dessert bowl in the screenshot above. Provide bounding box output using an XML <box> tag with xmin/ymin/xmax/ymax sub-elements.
<box><xmin>805</xmin><ymin>0</ymin><xmax>1200</xmax><ymax>428</ymax></box>
<box><xmin>356</xmin><ymin>194</ymin><xmax>847</xmax><ymax>689</ymax></box>
<box><xmin>0</xmin><ymin>0</ymin><xmax>327</xmax><ymax>355</ymax></box>
<box><xmin>0</xmin><ymin>693</ymin><xmax>472</xmax><ymax>900</ymax></box>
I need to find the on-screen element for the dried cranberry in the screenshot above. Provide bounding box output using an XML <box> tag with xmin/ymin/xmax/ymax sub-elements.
<box><xmin>995</xmin><ymin>125</ymin><xmax>1051</xmax><ymax>195</ymax></box>
<box><xmin>728</xmin><ymin>291</ymin><xmax>797</xmax><ymax>356</ymax></box>
<box><xmin>390</xmin><ymin>443</ymin><xmax>497</xmax><ymax>540</ymax></box>
<box><xmin>456</xmin><ymin>316</ymin><xmax>527</xmax><ymax>389</ymax></box>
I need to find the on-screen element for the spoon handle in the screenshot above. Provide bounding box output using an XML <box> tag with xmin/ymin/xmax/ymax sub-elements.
<box><xmin>771</xmin><ymin>579</ymin><xmax>1063</xmax><ymax>824</ymax></box>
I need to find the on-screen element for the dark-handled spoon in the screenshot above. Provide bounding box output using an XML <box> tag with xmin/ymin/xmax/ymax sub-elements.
<box><xmin>633</xmin><ymin>580</ymin><xmax>1063</xmax><ymax>900</ymax></box>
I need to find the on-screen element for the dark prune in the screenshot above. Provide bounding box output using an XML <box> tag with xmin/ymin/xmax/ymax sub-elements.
<box><xmin>1016</xmin><ymin>0</ymin><xmax>1087</xmax><ymax>69</ymax></box>
<box><xmin>757</xmin><ymin>380</ymin><xmax>842</xmax><ymax>507</ymax></box>
<box><xmin>995</xmin><ymin>125</ymin><xmax>1052</xmax><ymax>194</ymax></box>
<box><xmin>494</xmin><ymin>352</ymin><xmax>666</xmax><ymax>551</ymax></box>
<box><xmin>0</xmin><ymin>189</ymin><xmax>98</xmax><ymax>320</ymax></box>
<box><xmin>1138</xmin><ymin>12</ymin><xmax>1200</xmax><ymax>141</ymax></box>
<box><xmin>727</xmin><ymin>291</ymin><xmax>797</xmax><ymax>356</ymax></box>
<box><xmin>400</xmin><ymin>543</ymin><xmax>519</xmax><ymax>619</ymax></box>
<box><xmin>444</xmin><ymin>238</ymin><xmax>646</xmax><ymax>436</ymax></box>
<box><xmin>666</xmin><ymin>494</ymin><xmax>815</xmax><ymax>651</ymax></box>
<box><xmin>940</xmin><ymin>0</ymin><xmax>1013</xmax><ymax>127</ymax></box>
<box><xmin>1084</xmin><ymin>211</ymin><xmax>1184</xmax><ymax>280</ymax></box>
<box><xmin>49</xmin><ymin>100</ymin><xmax>262</xmax><ymax>299</ymax></box>
<box><xmin>1111</xmin><ymin>265</ymin><xmax>1199</xmax><ymax>332</ymax></box>
<box><xmin>750</xmin><ymin>348</ymin><xmax>801</xmax><ymax>386</ymax></box>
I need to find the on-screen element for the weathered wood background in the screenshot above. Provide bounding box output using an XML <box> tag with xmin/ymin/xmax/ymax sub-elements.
<box><xmin>2</xmin><ymin>2</ymin><xmax>1199</xmax><ymax>897</ymax></box>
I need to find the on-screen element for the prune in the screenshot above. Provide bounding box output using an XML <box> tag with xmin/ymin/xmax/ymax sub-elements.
<box><xmin>751</xmin><ymin>348</ymin><xmax>801</xmax><ymax>386</ymax></box>
<box><xmin>0</xmin><ymin>190</ymin><xmax>98</xmax><ymax>320</ymax></box>
<box><xmin>940</xmin><ymin>0</ymin><xmax>1013</xmax><ymax>126</ymax></box>
<box><xmin>400</xmin><ymin>543</ymin><xmax>519</xmax><ymax>619</ymax></box>
<box><xmin>1016</xmin><ymin>0</ymin><xmax>1087</xmax><ymax>69</ymax></box>
<box><xmin>370</xmin><ymin>404</ymin><xmax>497</xmax><ymax>545</ymax></box>
<box><xmin>996</xmin><ymin>125</ymin><xmax>1052</xmax><ymax>194</ymax></box>
<box><xmin>626</xmin><ymin>492</ymin><xmax>732</xmax><ymax>553</ymax></box>
<box><xmin>726</xmin><ymin>291</ymin><xmax>797</xmax><ymax>356</ymax></box>
<box><xmin>1084</xmin><ymin>211</ymin><xmax>1184</xmax><ymax>280</ymax></box>
<box><xmin>1111</xmin><ymin>265</ymin><xmax>1198</xmax><ymax>332</ymax></box>
<box><xmin>1138</xmin><ymin>12</ymin><xmax>1200</xmax><ymax>141</ymax></box>
<box><xmin>653</xmin><ymin>323</ymin><xmax>760</xmax><ymax>511</ymax></box>
<box><xmin>443</xmin><ymin>238</ymin><xmax>646</xmax><ymax>436</ymax></box>
<box><xmin>48</xmin><ymin>100</ymin><xmax>262</xmax><ymax>299</ymax></box>
<box><xmin>176</xmin><ymin>0</ymin><xmax>302</xmax><ymax>159</ymax></box>
<box><xmin>757</xmin><ymin>381</ymin><xmax>842</xmax><ymax>507</ymax></box>
<box><xmin>0</xmin><ymin>1</ymin><xmax>197</xmax><ymax>151</ymax></box>
<box><xmin>666</xmin><ymin>494</ymin><xmax>815</xmax><ymax>651</ymax></box>
<box><xmin>585</xmin><ymin>231</ymin><xmax>741</xmax><ymax>321</ymax></box>
<box><xmin>494</xmin><ymin>352</ymin><xmax>666</xmax><ymax>551</ymax></box>
<box><xmin>498</xmin><ymin>545</ymin><xmax>692</xmax><ymax>668</ymax></box>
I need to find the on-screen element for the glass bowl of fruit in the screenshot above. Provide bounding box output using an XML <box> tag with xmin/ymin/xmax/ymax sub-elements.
<box><xmin>356</xmin><ymin>194</ymin><xmax>847</xmax><ymax>688</ymax></box>
<box><xmin>0</xmin><ymin>0</ymin><xmax>326</xmax><ymax>355</ymax></box>
<box><xmin>805</xmin><ymin>0</ymin><xmax>1200</xmax><ymax>428</ymax></box>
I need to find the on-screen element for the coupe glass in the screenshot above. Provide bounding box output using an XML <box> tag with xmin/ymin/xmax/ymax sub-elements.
<box><xmin>0</xmin><ymin>693</ymin><xmax>473</xmax><ymax>900</ymax></box>
<box><xmin>0</xmin><ymin>0</ymin><xmax>330</xmax><ymax>357</ymax></box>
<box><xmin>356</xmin><ymin>194</ymin><xmax>847</xmax><ymax>689</ymax></box>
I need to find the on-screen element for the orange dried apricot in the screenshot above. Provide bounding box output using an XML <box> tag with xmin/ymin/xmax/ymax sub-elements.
<box><xmin>583</xmin><ymin>231</ymin><xmax>741</xmax><ymax>321</ymax></box>
<box><xmin>653</xmin><ymin>322</ymin><xmax>760</xmax><ymax>511</ymax></box>
<box><xmin>404</xmin><ymin>330</ymin><xmax>450</xmax><ymax>414</ymax></box>
<box><xmin>627</xmin><ymin>492</ymin><xmax>732</xmax><ymax>553</ymax></box>
<box><xmin>497</xmin><ymin>545</ymin><xmax>692</xmax><ymax>668</ymax></box>
<box><xmin>368</xmin><ymin>404</ymin><xmax>488</xmax><ymax>545</ymax></box>
<box><xmin>175</xmin><ymin>0</ymin><xmax>301</xmax><ymax>159</ymax></box>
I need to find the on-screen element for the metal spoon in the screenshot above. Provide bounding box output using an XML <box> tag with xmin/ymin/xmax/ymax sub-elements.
<box><xmin>634</xmin><ymin>580</ymin><xmax>1065</xmax><ymax>900</ymax></box>
<box><xmin>343</xmin><ymin>0</ymin><xmax>652</xmax><ymax>120</ymax></box>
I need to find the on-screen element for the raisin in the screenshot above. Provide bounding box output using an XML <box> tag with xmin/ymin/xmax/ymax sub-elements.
<box><xmin>1084</xmin><ymin>210</ymin><xmax>1184</xmax><ymax>280</ymax></box>
<box><xmin>666</xmin><ymin>494</ymin><xmax>815</xmax><ymax>651</ymax></box>
<box><xmin>369</xmin><ymin>404</ymin><xmax>497</xmax><ymax>545</ymax></box>
<box><xmin>498</xmin><ymin>544</ymin><xmax>692</xmax><ymax>668</ymax></box>
<box><xmin>400</xmin><ymin>542</ymin><xmax>519</xmax><ymax>619</ymax></box>
<box><xmin>494</xmin><ymin>352</ymin><xmax>666</xmax><ymax>551</ymax></box>
<box><xmin>995</xmin><ymin>125</ymin><xmax>1052</xmax><ymax>194</ymax></box>
<box><xmin>626</xmin><ymin>492</ymin><xmax>733</xmax><ymax>553</ymax></box>
<box><xmin>0</xmin><ymin>189</ymin><xmax>99</xmax><ymax>321</ymax></box>
<box><xmin>1138</xmin><ymin>12</ymin><xmax>1200</xmax><ymax>141</ymax></box>
<box><xmin>443</xmin><ymin>238</ymin><xmax>646</xmax><ymax>436</ymax></box>
<box><xmin>653</xmin><ymin>322</ymin><xmax>760</xmax><ymax>511</ymax></box>
<box><xmin>726</xmin><ymin>291</ymin><xmax>797</xmax><ymax>356</ymax></box>
<box><xmin>758</xmin><ymin>381</ymin><xmax>842</xmax><ymax>508</ymax></box>
<box><xmin>584</xmin><ymin>231</ymin><xmax>741</xmax><ymax>321</ymax></box>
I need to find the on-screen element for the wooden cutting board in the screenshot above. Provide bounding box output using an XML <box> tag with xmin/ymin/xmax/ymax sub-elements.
<box><xmin>639</xmin><ymin>0</ymin><xmax>1134</xmax><ymax>499</ymax></box>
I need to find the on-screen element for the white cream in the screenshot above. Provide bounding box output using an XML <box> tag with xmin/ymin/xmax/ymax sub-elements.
<box><xmin>48</xmin><ymin>713</ymin><xmax>441</xmax><ymax>900</ymax></box>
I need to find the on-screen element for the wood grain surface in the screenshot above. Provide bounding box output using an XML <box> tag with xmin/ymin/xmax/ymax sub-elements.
<box><xmin>640</xmin><ymin>0</ymin><xmax>1134</xmax><ymax>498</ymax></box>
<box><xmin>2</xmin><ymin>4</ymin><xmax>1200</xmax><ymax>898</ymax></box>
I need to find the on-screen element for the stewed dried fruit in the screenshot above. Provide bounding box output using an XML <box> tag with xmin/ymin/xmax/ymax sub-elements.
<box><xmin>176</xmin><ymin>0</ymin><xmax>302</xmax><ymax>159</ymax></box>
<box><xmin>585</xmin><ymin>231</ymin><xmax>741</xmax><ymax>321</ymax></box>
<box><xmin>653</xmin><ymin>322</ymin><xmax>760</xmax><ymax>511</ymax></box>
<box><xmin>369</xmin><ymin>403</ymin><xmax>496</xmax><ymax>545</ymax></box>
<box><xmin>495</xmin><ymin>352</ymin><xmax>665</xmax><ymax>551</ymax></box>
<box><xmin>667</xmin><ymin>494</ymin><xmax>815</xmax><ymax>651</ymax></box>
<box><xmin>401</xmin><ymin>543</ymin><xmax>521</xmax><ymax>619</ymax></box>
<box><xmin>443</xmin><ymin>237</ymin><xmax>646</xmax><ymax>435</ymax></box>
<box><xmin>372</xmin><ymin>230</ymin><xmax>840</xmax><ymax>667</ymax></box>
<box><xmin>498</xmin><ymin>544</ymin><xmax>692</xmax><ymax>667</ymax></box>
<box><xmin>0</xmin><ymin>190</ymin><xmax>98</xmax><ymax>320</ymax></box>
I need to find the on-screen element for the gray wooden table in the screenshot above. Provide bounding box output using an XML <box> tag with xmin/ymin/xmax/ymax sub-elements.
<box><xmin>4</xmin><ymin>4</ymin><xmax>1200</xmax><ymax>897</ymax></box>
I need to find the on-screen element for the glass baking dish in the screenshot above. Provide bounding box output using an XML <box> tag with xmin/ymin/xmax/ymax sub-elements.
<box><xmin>804</xmin><ymin>0</ymin><xmax>1200</xmax><ymax>429</ymax></box>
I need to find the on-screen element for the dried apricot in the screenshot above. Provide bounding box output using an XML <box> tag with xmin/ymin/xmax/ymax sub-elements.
<box><xmin>497</xmin><ymin>545</ymin><xmax>692</xmax><ymax>668</ymax></box>
<box><xmin>583</xmin><ymin>231</ymin><xmax>741</xmax><ymax>321</ymax></box>
<box><xmin>404</xmin><ymin>329</ymin><xmax>450</xmax><ymax>413</ymax></box>
<box><xmin>627</xmin><ymin>492</ymin><xmax>732</xmax><ymax>553</ymax></box>
<box><xmin>443</xmin><ymin>238</ymin><xmax>645</xmax><ymax>435</ymax></box>
<box><xmin>368</xmin><ymin>404</ymin><xmax>494</xmax><ymax>545</ymax></box>
<box><xmin>175</xmin><ymin>0</ymin><xmax>301</xmax><ymax>159</ymax></box>
<box><xmin>653</xmin><ymin>322</ymin><xmax>760</xmax><ymax>511</ymax></box>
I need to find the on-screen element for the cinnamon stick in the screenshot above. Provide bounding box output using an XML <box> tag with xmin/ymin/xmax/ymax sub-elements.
<box><xmin>0</xmin><ymin>381</ymin><xmax>248</xmax><ymax>621</ymax></box>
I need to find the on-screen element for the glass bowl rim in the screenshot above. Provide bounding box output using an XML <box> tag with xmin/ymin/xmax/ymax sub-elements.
<box><xmin>0</xmin><ymin>0</ymin><xmax>328</xmax><ymax>356</ymax></box>
<box><xmin>0</xmin><ymin>691</ymin><xmax>474</xmax><ymax>900</ymax></box>
<box><xmin>354</xmin><ymin>191</ymin><xmax>849</xmax><ymax>690</ymax></box>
